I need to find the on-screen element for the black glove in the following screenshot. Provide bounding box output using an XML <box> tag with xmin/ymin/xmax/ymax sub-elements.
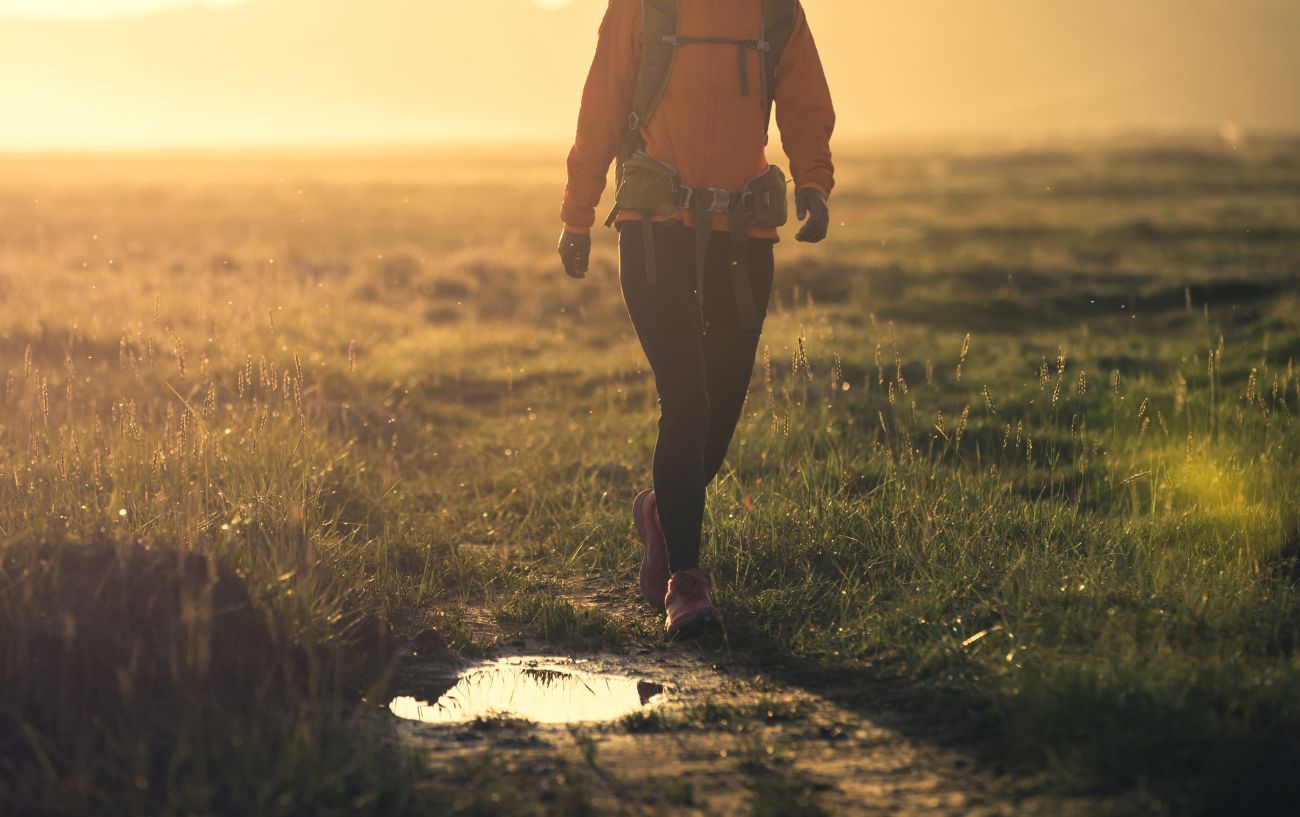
<box><xmin>795</xmin><ymin>187</ymin><xmax>830</xmax><ymax>244</ymax></box>
<box><xmin>557</xmin><ymin>229</ymin><xmax>591</xmax><ymax>279</ymax></box>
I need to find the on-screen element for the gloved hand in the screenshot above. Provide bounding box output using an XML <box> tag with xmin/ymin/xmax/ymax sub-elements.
<box><xmin>557</xmin><ymin>229</ymin><xmax>591</xmax><ymax>279</ymax></box>
<box><xmin>795</xmin><ymin>187</ymin><xmax>830</xmax><ymax>244</ymax></box>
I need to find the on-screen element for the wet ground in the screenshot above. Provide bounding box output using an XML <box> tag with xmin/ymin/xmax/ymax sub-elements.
<box><xmin>376</xmin><ymin>598</ymin><xmax>1111</xmax><ymax>817</ymax></box>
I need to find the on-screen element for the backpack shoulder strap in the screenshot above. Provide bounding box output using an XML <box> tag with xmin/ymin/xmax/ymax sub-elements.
<box><xmin>607</xmin><ymin>0</ymin><xmax>677</xmax><ymax>223</ymax></box>
<box><xmin>625</xmin><ymin>0</ymin><xmax>679</xmax><ymax>150</ymax></box>
<box><xmin>760</xmin><ymin>0</ymin><xmax>797</xmax><ymax>137</ymax></box>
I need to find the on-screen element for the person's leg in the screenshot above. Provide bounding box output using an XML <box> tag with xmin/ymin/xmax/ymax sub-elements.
<box><xmin>701</xmin><ymin>238</ymin><xmax>775</xmax><ymax>483</ymax></box>
<box><xmin>619</xmin><ymin>222</ymin><xmax>710</xmax><ymax>573</ymax></box>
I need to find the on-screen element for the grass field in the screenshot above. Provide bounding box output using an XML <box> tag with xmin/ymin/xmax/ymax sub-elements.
<box><xmin>1</xmin><ymin>137</ymin><xmax>1298</xmax><ymax>816</ymax></box>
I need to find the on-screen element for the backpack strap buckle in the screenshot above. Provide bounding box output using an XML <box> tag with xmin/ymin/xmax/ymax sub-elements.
<box><xmin>706</xmin><ymin>188</ymin><xmax>736</xmax><ymax>214</ymax></box>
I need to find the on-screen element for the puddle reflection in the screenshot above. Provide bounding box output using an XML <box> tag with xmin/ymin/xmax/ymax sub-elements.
<box><xmin>389</xmin><ymin>657</ymin><xmax>667</xmax><ymax>725</ymax></box>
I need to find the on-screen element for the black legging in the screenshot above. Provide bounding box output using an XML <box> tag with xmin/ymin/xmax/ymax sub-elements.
<box><xmin>619</xmin><ymin>221</ymin><xmax>774</xmax><ymax>573</ymax></box>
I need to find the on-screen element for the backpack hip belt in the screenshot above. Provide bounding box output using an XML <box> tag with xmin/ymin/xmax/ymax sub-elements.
<box><xmin>675</xmin><ymin>186</ymin><xmax>743</xmax><ymax>212</ymax></box>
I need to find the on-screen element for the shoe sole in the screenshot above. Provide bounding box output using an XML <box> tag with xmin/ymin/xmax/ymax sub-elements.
<box><xmin>666</xmin><ymin>607</ymin><xmax>724</xmax><ymax>640</ymax></box>
<box><xmin>634</xmin><ymin>490</ymin><xmax>667</xmax><ymax>612</ymax></box>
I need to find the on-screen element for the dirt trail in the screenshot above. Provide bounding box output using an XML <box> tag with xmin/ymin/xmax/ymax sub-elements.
<box><xmin>379</xmin><ymin>582</ymin><xmax>1097</xmax><ymax>816</ymax></box>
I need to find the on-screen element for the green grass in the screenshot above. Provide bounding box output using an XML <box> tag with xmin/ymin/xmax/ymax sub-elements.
<box><xmin>1</xmin><ymin>137</ymin><xmax>1298</xmax><ymax>814</ymax></box>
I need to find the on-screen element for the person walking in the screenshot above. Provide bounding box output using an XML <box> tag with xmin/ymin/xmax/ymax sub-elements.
<box><xmin>557</xmin><ymin>0</ymin><xmax>835</xmax><ymax>637</ymax></box>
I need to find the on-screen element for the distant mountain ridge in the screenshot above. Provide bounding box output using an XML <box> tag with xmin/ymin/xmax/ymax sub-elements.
<box><xmin>2</xmin><ymin>0</ymin><xmax>1298</xmax><ymax>148</ymax></box>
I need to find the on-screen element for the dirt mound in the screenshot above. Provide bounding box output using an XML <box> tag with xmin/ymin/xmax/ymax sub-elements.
<box><xmin>0</xmin><ymin>540</ymin><xmax>276</xmax><ymax>717</ymax></box>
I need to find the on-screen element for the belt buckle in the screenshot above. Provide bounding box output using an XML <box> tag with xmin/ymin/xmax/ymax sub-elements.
<box><xmin>706</xmin><ymin>188</ymin><xmax>732</xmax><ymax>214</ymax></box>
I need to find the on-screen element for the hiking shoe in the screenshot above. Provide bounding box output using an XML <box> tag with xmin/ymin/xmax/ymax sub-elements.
<box><xmin>664</xmin><ymin>568</ymin><xmax>723</xmax><ymax>638</ymax></box>
<box><xmin>634</xmin><ymin>489</ymin><xmax>670</xmax><ymax>611</ymax></box>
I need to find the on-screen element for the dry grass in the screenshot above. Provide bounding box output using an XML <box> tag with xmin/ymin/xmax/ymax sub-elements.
<box><xmin>1</xmin><ymin>139</ymin><xmax>1298</xmax><ymax>815</ymax></box>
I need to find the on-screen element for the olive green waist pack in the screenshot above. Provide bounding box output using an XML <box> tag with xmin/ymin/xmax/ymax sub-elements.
<box><xmin>743</xmin><ymin>164</ymin><xmax>789</xmax><ymax>229</ymax></box>
<box><xmin>612</xmin><ymin>151</ymin><xmax>681</xmax><ymax>218</ymax></box>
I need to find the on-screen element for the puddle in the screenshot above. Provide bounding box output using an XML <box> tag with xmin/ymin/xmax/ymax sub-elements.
<box><xmin>389</xmin><ymin>656</ymin><xmax>667</xmax><ymax>725</ymax></box>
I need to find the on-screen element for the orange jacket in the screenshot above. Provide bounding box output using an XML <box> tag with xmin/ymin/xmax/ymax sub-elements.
<box><xmin>561</xmin><ymin>0</ymin><xmax>836</xmax><ymax>239</ymax></box>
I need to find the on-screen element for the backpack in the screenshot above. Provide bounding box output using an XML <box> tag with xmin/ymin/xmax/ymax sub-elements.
<box><xmin>620</xmin><ymin>0</ymin><xmax>798</xmax><ymax>158</ymax></box>
<box><xmin>612</xmin><ymin>0</ymin><xmax>799</xmax><ymax>339</ymax></box>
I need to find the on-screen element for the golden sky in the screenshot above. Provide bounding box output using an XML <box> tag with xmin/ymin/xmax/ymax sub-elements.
<box><xmin>1</xmin><ymin>0</ymin><xmax>1297</xmax><ymax>149</ymax></box>
<box><xmin>0</xmin><ymin>0</ymin><xmax>247</xmax><ymax>18</ymax></box>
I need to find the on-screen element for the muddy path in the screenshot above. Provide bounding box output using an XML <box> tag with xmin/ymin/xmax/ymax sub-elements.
<box><xmin>373</xmin><ymin>576</ymin><xmax>1103</xmax><ymax>816</ymax></box>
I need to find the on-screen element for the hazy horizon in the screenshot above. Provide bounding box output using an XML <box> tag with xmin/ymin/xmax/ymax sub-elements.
<box><xmin>3</xmin><ymin>0</ymin><xmax>1298</xmax><ymax>150</ymax></box>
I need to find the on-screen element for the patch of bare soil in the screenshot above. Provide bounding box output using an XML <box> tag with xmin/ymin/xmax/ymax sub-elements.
<box><xmin>378</xmin><ymin>587</ymin><xmax>1109</xmax><ymax>817</ymax></box>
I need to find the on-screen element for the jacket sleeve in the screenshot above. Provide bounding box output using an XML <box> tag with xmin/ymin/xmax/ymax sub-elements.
<box><xmin>560</xmin><ymin>0</ymin><xmax>642</xmax><ymax>233</ymax></box>
<box><xmin>774</xmin><ymin>2</ymin><xmax>836</xmax><ymax>199</ymax></box>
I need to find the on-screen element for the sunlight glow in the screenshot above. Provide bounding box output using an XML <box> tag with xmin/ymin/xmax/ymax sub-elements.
<box><xmin>1</xmin><ymin>0</ymin><xmax>1297</xmax><ymax>148</ymax></box>
<box><xmin>0</xmin><ymin>1</ymin><xmax>247</xmax><ymax>19</ymax></box>
<box><xmin>1175</xmin><ymin>457</ymin><xmax>1258</xmax><ymax>528</ymax></box>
